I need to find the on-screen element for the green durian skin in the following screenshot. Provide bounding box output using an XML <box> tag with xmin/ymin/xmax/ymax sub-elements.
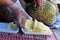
<box><xmin>26</xmin><ymin>0</ymin><xmax>58</xmax><ymax>25</ymax></box>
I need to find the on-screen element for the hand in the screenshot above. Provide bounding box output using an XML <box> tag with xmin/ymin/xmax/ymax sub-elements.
<box><xmin>0</xmin><ymin>0</ymin><xmax>32</xmax><ymax>28</ymax></box>
<box><xmin>19</xmin><ymin>9</ymin><xmax>32</xmax><ymax>28</ymax></box>
<box><xmin>12</xmin><ymin>4</ymin><xmax>32</xmax><ymax>28</ymax></box>
<box><xmin>0</xmin><ymin>0</ymin><xmax>14</xmax><ymax>6</ymax></box>
<box><xmin>14</xmin><ymin>7</ymin><xmax>32</xmax><ymax>28</ymax></box>
<box><xmin>33</xmin><ymin>0</ymin><xmax>42</xmax><ymax>7</ymax></box>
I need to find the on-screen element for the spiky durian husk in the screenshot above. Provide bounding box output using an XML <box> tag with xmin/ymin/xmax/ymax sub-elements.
<box><xmin>26</xmin><ymin>0</ymin><xmax>58</xmax><ymax>25</ymax></box>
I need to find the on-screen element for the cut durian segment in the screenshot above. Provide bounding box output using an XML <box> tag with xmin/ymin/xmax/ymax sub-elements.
<box><xmin>7</xmin><ymin>22</ymin><xmax>18</xmax><ymax>29</ymax></box>
<box><xmin>32</xmin><ymin>19</ymin><xmax>52</xmax><ymax>33</ymax></box>
<box><xmin>22</xmin><ymin>18</ymin><xmax>33</xmax><ymax>31</ymax></box>
<box><xmin>22</xmin><ymin>18</ymin><xmax>27</xmax><ymax>26</ymax></box>
<box><xmin>22</xmin><ymin>18</ymin><xmax>52</xmax><ymax>33</ymax></box>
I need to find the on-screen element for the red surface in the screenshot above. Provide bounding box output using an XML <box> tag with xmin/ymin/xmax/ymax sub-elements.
<box><xmin>0</xmin><ymin>31</ymin><xmax>56</xmax><ymax>40</ymax></box>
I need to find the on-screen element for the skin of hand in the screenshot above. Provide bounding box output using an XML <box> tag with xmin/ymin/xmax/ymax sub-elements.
<box><xmin>33</xmin><ymin>0</ymin><xmax>42</xmax><ymax>8</ymax></box>
<box><xmin>0</xmin><ymin>0</ymin><xmax>14</xmax><ymax>6</ymax></box>
<box><xmin>0</xmin><ymin>0</ymin><xmax>31</xmax><ymax>28</ymax></box>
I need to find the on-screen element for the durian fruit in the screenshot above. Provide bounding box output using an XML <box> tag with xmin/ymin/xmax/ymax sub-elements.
<box><xmin>26</xmin><ymin>0</ymin><xmax>58</xmax><ymax>25</ymax></box>
<box><xmin>32</xmin><ymin>19</ymin><xmax>52</xmax><ymax>33</ymax></box>
<box><xmin>22</xmin><ymin>18</ymin><xmax>33</xmax><ymax>31</ymax></box>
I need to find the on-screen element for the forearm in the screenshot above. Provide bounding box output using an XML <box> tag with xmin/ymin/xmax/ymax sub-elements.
<box><xmin>0</xmin><ymin>0</ymin><xmax>29</xmax><ymax>27</ymax></box>
<box><xmin>0</xmin><ymin>0</ymin><xmax>29</xmax><ymax>22</ymax></box>
<box><xmin>10</xmin><ymin>4</ymin><xmax>21</xmax><ymax>21</ymax></box>
<box><xmin>11</xmin><ymin>5</ymin><xmax>31</xmax><ymax>27</ymax></box>
<box><xmin>10</xmin><ymin>4</ymin><xmax>28</xmax><ymax>23</ymax></box>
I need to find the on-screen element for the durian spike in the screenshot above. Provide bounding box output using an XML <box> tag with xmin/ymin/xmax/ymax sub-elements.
<box><xmin>33</xmin><ymin>0</ymin><xmax>43</xmax><ymax>8</ymax></box>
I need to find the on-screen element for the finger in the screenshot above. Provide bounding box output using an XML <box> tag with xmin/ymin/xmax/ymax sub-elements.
<box><xmin>0</xmin><ymin>0</ymin><xmax>14</xmax><ymax>6</ymax></box>
<box><xmin>5</xmin><ymin>0</ymin><xmax>15</xmax><ymax>6</ymax></box>
<box><xmin>18</xmin><ymin>17</ymin><xmax>23</xmax><ymax>28</ymax></box>
<box><xmin>23</xmin><ymin>12</ymin><xmax>32</xmax><ymax>20</ymax></box>
<box><xmin>21</xmin><ymin>10</ymin><xmax>31</xmax><ymax>19</ymax></box>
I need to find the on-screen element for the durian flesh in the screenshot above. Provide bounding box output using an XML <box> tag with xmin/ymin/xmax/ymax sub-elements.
<box><xmin>22</xmin><ymin>18</ymin><xmax>33</xmax><ymax>31</ymax></box>
<box><xmin>7</xmin><ymin>22</ymin><xmax>18</xmax><ymax>29</ymax></box>
<box><xmin>22</xmin><ymin>18</ymin><xmax>52</xmax><ymax>33</ymax></box>
<box><xmin>32</xmin><ymin>19</ymin><xmax>52</xmax><ymax>33</ymax></box>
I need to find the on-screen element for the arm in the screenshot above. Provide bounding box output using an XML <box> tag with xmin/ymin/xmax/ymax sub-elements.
<box><xmin>0</xmin><ymin>0</ymin><xmax>31</xmax><ymax>27</ymax></box>
<box><xmin>11</xmin><ymin>4</ymin><xmax>31</xmax><ymax>27</ymax></box>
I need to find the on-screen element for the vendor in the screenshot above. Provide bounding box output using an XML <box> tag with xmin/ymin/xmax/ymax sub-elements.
<box><xmin>0</xmin><ymin>0</ymin><xmax>31</xmax><ymax>28</ymax></box>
